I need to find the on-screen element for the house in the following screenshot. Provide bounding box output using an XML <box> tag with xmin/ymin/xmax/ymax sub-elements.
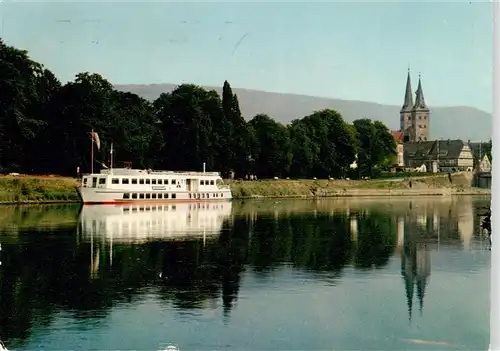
<box><xmin>404</xmin><ymin>139</ymin><xmax>474</xmax><ymax>172</ymax></box>
<box><xmin>403</xmin><ymin>141</ymin><xmax>436</xmax><ymax>170</ymax></box>
<box><xmin>477</xmin><ymin>154</ymin><xmax>492</xmax><ymax>172</ymax></box>
<box><xmin>468</xmin><ymin>141</ymin><xmax>492</xmax><ymax>172</ymax></box>
<box><xmin>391</xmin><ymin>130</ymin><xmax>405</xmax><ymax>167</ymax></box>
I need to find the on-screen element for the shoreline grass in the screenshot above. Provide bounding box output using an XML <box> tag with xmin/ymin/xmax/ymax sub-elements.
<box><xmin>0</xmin><ymin>172</ymin><xmax>490</xmax><ymax>205</ymax></box>
<box><xmin>0</xmin><ymin>175</ymin><xmax>80</xmax><ymax>204</ymax></box>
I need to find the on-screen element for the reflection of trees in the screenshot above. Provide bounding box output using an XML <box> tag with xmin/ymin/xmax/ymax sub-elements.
<box><xmin>353</xmin><ymin>212</ymin><xmax>397</xmax><ymax>269</ymax></box>
<box><xmin>0</xmin><ymin>207</ymin><xmax>400</xmax><ymax>347</ymax></box>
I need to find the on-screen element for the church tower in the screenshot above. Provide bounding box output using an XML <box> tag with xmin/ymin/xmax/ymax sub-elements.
<box><xmin>411</xmin><ymin>75</ymin><xmax>430</xmax><ymax>141</ymax></box>
<box><xmin>400</xmin><ymin>69</ymin><xmax>413</xmax><ymax>142</ymax></box>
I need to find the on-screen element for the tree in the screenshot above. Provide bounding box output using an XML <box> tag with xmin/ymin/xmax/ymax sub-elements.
<box><xmin>288</xmin><ymin>120</ymin><xmax>315</xmax><ymax>177</ymax></box>
<box><xmin>0</xmin><ymin>41</ymin><xmax>54</xmax><ymax>172</ymax></box>
<box><xmin>221</xmin><ymin>81</ymin><xmax>251</xmax><ymax>178</ymax></box>
<box><xmin>154</xmin><ymin>84</ymin><xmax>216</xmax><ymax>171</ymax></box>
<box><xmin>0</xmin><ymin>40</ymin><xmax>398</xmax><ymax>179</ymax></box>
<box><xmin>290</xmin><ymin>109</ymin><xmax>357</xmax><ymax>178</ymax></box>
<box><xmin>248</xmin><ymin>114</ymin><xmax>292</xmax><ymax>178</ymax></box>
<box><xmin>353</xmin><ymin>118</ymin><xmax>396</xmax><ymax>178</ymax></box>
<box><xmin>46</xmin><ymin>72</ymin><xmax>117</xmax><ymax>174</ymax></box>
<box><xmin>108</xmin><ymin>91</ymin><xmax>163</xmax><ymax>169</ymax></box>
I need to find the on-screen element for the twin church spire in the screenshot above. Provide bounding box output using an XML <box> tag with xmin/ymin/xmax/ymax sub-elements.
<box><xmin>401</xmin><ymin>68</ymin><xmax>428</xmax><ymax>112</ymax></box>
<box><xmin>399</xmin><ymin>68</ymin><xmax>430</xmax><ymax>142</ymax></box>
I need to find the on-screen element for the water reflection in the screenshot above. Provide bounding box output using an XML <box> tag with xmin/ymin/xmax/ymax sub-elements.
<box><xmin>78</xmin><ymin>202</ymin><xmax>233</xmax><ymax>279</ymax></box>
<box><xmin>0</xmin><ymin>196</ymin><xmax>491</xmax><ymax>350</ymax></box>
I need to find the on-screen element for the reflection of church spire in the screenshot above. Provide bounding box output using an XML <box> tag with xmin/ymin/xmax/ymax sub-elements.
<box><xmin>401</xmin><ymin>241</ymin><xmax>416</xmax><ymax>324</ymax></box>
<box><xmin>416</xmin><ymin>277</ymin><xmax>427</xmax><ymax>316</ymax></box>
<box><xmin>401</xmin><ymin>213</ymin><xmax>432</xmax><ymax>323</ymax></box>
<box><xmin>404</xmin><ymin>272</ymin><xmax>415</xmax><ymax>323</ymax></box>
<box><xmin>415</xmin><ymin>243</ymin><xmax>431</xmax><ymax>316</ymax></box>
<box><xmin>402</xmin><ymin>237</ymin><xmax>431</xmax><ymax>322</ymax></box>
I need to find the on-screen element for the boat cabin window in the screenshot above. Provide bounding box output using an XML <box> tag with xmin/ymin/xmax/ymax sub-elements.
<box><xmin>152</xmin><ymin>193</ymin><xmax>157</xmax><ymax>199</ymax></box>
<box><xmin>139</xmin><ymin>179</ymin><xmax>145</xmax><ymax>185</ymax></box>
<box><xmin>92</xmin><ymin>177</ymin><xmax>97</xmax><ymax>187</ymax></box>
<box><xmin>112</xmin><ymin>178</ymin><xmax>119</xmax><ymax>184</ymax></box>
<box><xmin>122</xmin><ymin>178</ymin><xmax>129</xmax><ymax>184</ymax></box>
<box><xmin>210</xmin><ymin>180</ymin><xmax>214</xmax><ymax>185</ymax></box>
<box><xmin>157</xmin><ymin>179</ymin><xmax>162</xmax><ymax>185</ymax></box>
<box><xmin>163</xmin><ymin>179</ymin><xmax>169</xmax><ymax>184</ymax></box>
<box><xmin>151</xmin><ymin>179</ymin><xmax>157</xmax><ymax>185</ymax></box>
<box><xmin>145</xmin><ymin>179</ymin><xmax>151</xmax><ymax>184</ymax></box>
<box><xmin>99</xmin><ymin>178</ymin><xmax>106</xmax><ymax>185</ymax></box>
<box><xmin>123</xmin><ymin>193</ymin><xmax>130</xmax><ymax>199</ymax></box>
<box><xmin>171</xmin><ymin>179</ymin><xmax>176</xmax><ymax>185</ymax></box>
<box><xmin>132</xmin><ymin>193</ymin><xmax>137</xmax><ymax>199</ymax></box>
<box><xmin>200</xmin><ymin>180</ymin><xmax>205</xmax><ymax>185</ymax></box>
<box><xmin>172</xmin><ymin>193</ymin><xmax>176</xmax><ymax>199</ymax></box>
<box><xmin>139</xmin><ymin>193</ymin><xmax>145</xmax><ymax>199</ymax></box>
<box><xmin>131</xmin><ymin>178</ymin><xmax>138</xmax><ymax>184</ymax></box>
<box><xmin>146</xmin><ymin>193</ymin><xmax>151</xmax><ymax>199</ymax></box>
<box><xmin>83</xmin><ymin>178</ymin><xmax>88</xmax><ymax>185</ymax></box>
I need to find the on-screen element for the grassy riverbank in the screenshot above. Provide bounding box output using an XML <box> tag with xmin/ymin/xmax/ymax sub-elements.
<box><xmin>0</xmin><ymin>172</ymin><xmax>490</xmax><ymax>204</ymax></box>
<box><xmin>0</xmin><ymin>176</ymin><xmax>80</xmax><ymax>204</ymax></box>
<box><xmin>227</xmin><ymin>172</ymin><xmax>490</xmax><ymax>199</ymax></box>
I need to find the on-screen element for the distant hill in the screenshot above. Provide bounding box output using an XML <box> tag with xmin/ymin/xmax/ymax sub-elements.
<box><xmin>115</xmin><ymin>83</ymin><xmax>492</xmax><ymax>141</ymax></box>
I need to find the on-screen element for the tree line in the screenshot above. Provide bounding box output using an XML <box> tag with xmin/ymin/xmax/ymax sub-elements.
<box><xmin>0</xmin><ymin>40</ymin><xmax>396</xmax><ymax>179</ymax></box>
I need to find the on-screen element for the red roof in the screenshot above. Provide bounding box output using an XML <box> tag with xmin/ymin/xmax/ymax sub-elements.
<box><xmin>391</xmin><ymin>131</ymin><xmax>404</xmax><ymax>143</ymax></box>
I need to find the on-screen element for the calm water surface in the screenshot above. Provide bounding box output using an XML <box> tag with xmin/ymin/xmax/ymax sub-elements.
<box><xmin>0</xmin><ymin>196</ymin><xmax>491</xmax><ymax>351</ymax></box>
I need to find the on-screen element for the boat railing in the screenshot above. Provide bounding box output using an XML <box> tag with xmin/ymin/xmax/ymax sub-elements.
<box><xmin>84</xmin><ymin>170</ymin><xmax>223</xmax><ymax>177</ymax></box>
<box><xmin>217</xmin><ymin>184</ymin><xmax>231</xmax><ymax>189</ymax></box>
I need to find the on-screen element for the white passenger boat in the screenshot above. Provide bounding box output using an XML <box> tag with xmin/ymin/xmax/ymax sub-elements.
<box><xmin>0</xmin><ymin>340</ymin><xmax>8</xmax><ymax>351</ymax></box>
<box><xmin>78</xmin><ymin>167</ymin><xmax>232</xmax><ymax>205</ymax></box>
<box><xmin>78</xmin><ymin>130</ymin><xmax>232</xmax><ymax>205</ymax></box>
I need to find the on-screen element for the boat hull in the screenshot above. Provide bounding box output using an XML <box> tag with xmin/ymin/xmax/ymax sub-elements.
<box><xmin>77</xmin><ymin>186</ymin><xmax>232</xmax><ymax>205</ymax></box>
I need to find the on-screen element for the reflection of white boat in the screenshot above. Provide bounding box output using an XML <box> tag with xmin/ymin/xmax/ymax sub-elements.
<box><xmin>159</xmin><ymin>345</ymin><xmax>180</xmax><ymax>351</ymax></box>
<box><xmin>0</xmin><ymin>340</ymin><xmax>8</xmax><ymax>351</ymax></box>
<box><xmin>79</xmin><ymin>201</ymin><xmax>233</xmax><ymax>244</ymax></box>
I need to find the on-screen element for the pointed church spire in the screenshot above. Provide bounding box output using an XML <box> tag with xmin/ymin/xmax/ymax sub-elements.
<box><xmin>401</xmin><ymin>68</ymin><xmax>413</xmax><ymax>112</ymax></box>
<box><xmin>413</xmin><ymin>74</ymin><xmax>429</xmax><ymax>110</ymax></box>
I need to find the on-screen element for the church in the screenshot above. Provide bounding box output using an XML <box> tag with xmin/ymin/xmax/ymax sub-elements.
<box><xmin>391</xmin><ymin>70</ymin><xmax>475</xmax><ymax>172</ymax></box>
<box><xmin>399</xmin><ymin>69</ymin><xmax>430</xmax><ymax>142</ymax></box>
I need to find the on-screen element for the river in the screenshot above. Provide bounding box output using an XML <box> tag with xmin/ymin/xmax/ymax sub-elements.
<box><xmin>0</xmin><ymin>196</ymin><xmax>491</xmax><ymax>351</ymax></box>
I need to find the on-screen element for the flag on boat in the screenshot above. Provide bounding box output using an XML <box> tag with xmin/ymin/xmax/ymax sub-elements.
<box><xmin>90</xmin><ymin>131</ymin><xmax>100</xmax><ymax>151</ymax></box>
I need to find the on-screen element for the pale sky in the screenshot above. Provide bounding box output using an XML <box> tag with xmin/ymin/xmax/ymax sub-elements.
<box><xmin>1</xmin><ymin>0</ymin><xmax>493</xmax><ymax>112</ymax></box>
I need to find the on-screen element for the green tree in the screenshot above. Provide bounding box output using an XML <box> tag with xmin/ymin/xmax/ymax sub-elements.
<box><xmin>46</xmin><ymin>72</ymin><xmax>116</xmax><ymax>174</ymax></box>
<box><xmin>288</xmin><ymin>120</ymin><xmax>315</xmax><ymax>177</ymax></box>
<box><xmin>222</xmin><ymin>81</ymin><xmax>251</xmax><ymax>178</ymax></box>
<box><xmin>154</xmin><ymin>84</ymin><xmax>217</xmax><ymax>171</ymax></box>
<box><xmin>353</xmin><ymin>211</ymin><xmax>397</xmax><ymax>269</ymax></box>
<box><xmin>248</xmin><ymin>114</ymin><xmax>292</xmax><ymax>178</ymax></box>
<box><xmin>290</xmin><ymin>109</ymin><xmax>357</xmax><ymax>178</ymax></box>
<box><xmin>353</xmin><ymin>118</ymin><xmax>396</xmax><ymax>178</ymax></box>
<box><xmin>0</xmin><ymin>41</ymin><xmax>54</xmax><ymax>172</ymax></box>
<box><xmin>0</xmin><ymin>40</ymin><xmax>398</xmax><ymax>178</ymax></box>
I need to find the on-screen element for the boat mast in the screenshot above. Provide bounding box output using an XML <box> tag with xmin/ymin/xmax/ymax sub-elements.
<box><xmin>91</xmin><ymin>129</ymin><xmax>94</xmax><ymax>174</ymax></box>
<box><xmin>110</xmin><ymin>142</ymin><xmax>114</xmax><ymax>173</ymax></box>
